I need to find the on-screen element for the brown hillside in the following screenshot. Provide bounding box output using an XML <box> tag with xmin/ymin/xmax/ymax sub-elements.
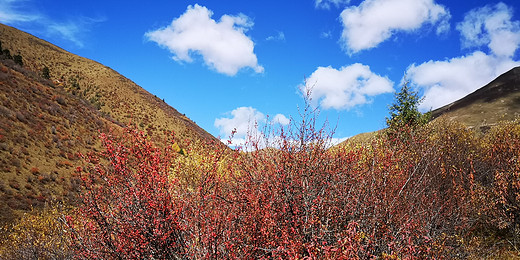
<box><xmin>0</xmin><ymin>23</ymin><xmax>216</xmax><ymax>144</ymax></box>
<box><xmin>0</xmin><ymin>58</ymin><xmax>117</xmax><ymax>224</ymax></box>
<box><xmin>0</xmin><ymin>23</ymin><xmax>219</xmax><ymax>225</ymax></box>
<box><xmin>431</xmin><ymin>66</ymin><xmax>520</xmax><ymax>129</ymax></box>
<box><xmin>338</xmin><ymin>67</ymin><xmax>520</xmax><ymax>147</ymax></box>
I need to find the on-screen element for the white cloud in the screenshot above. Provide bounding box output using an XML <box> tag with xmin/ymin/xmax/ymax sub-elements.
<box><xmin>47</xmin><ymin>21</ymin><xmax>84</xmax><ymax>47</ymax></box>
<box><xmin>339</xmin><ymin>0</ymin><xmax>451</xmax><ymax>53</ymax></box>
<box><xmin>301</xmin><ymin>63</ymin><xmax>394</xmax><ymax>110</ymax></box>
<box><xmin>0</xmin><ymin>0</ymin><xmax>39</xmax><ymax>23</ymax></box>
<box><xmin>273</xmin><ymin>114</ymin><xmax>290</xmax><ymax>125</ymax></box>
<box><xmin>329</xmin><ymin>137</ymin><xmax>350</xmax><ymax>147</ymax></box>
<box><xmin>315</xmin><ymin>0</ymin><xmax>350</xmax><ymax>9</ymax></box>
<box><xmin>215</xmin><ymin>107</ymin><xmax>293</xmax><ymax>148</ymax></box>
<box><xmin>407</xmin><ymin>3</ymin><xmax>520</xmax><ymax>111</ymax></box>
<box><xmin>215</xmin><ymin>107</ymin><xmax>265</xmax><ymax>146</ymax></box>
<box><xmin>0</xmin><ymin>0</ymin><xmax>103</xmax><ymax>47</ymax></box>
<box><xmin>145</xmin><ymin>4</ymin><xmax>263</xmax><ymax>76</ymax></box>
<box><xmin>320</xmin><ymin>31</ymin><xmax>332</xmax><ymax>39</ymax></box>
<box><xmin>457</xmin><ymin>2</ymin><xmax>520</xmax><ymax>57</ymax></box>
<box><xmin>266</xmin><ymin>31</ymin><xmax>285</xmax><ymax>41</ymax></box>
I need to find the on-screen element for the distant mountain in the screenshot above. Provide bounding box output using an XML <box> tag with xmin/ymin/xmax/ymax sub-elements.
<box><xmin>0</xmin><ymin>23</ymin><xmax>219</xmax><ymax>224</ymax></box>
<box><xmin>340</xmin><ymin>66</ymin><xmax>520</xmax><ymax>147</ymax></box>
<box><xmin>431</xmin><ymin>66</ymin><xmax>520</xmax><ymax>129</ymax></box>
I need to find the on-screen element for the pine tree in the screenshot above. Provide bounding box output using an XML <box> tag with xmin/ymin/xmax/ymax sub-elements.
<box><xmin>386</xmin><ymin>81</ymin><xmax>430</xmax><ymax>129</ymax></box>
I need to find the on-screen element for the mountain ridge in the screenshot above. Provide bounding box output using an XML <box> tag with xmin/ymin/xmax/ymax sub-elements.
<box><xmin>0</xmin><ymin>23</ymin><xmax>216</xmax><ymax>144</ymax></box>
<box><xmin>431</xmin><ymin>66</ymin><xmax>520</xmax><ymax>128</ymax></box>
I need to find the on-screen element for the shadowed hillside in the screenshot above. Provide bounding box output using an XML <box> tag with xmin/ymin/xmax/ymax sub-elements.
<box><xmin>0</xmin><ymin>23</ymin><xmax>219</xmax><ymax>224</ymax></box>
<box><xmin>431</xmin><ymin>66</ymin><xmax>520</xmax><ymax>129</ymax></box>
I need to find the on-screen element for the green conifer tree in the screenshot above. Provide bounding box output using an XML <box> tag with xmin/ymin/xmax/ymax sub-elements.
<box><xmin>386</xmin><ymin>81</ymin><xmax>430</xmax><ymax>129</ymax></box>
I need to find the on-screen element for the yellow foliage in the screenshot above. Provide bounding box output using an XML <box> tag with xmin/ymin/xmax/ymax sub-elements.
<box><xmin>170</xmin><ymin>139</ymin><xmax>236</xmax><ymax>189</ymax></box>
<box><xmin>0</xmin><ymin>204</ymin><xmax>73</xmax><ymax>259</ymax></box>
<box><xmin>171</xmin><ymin>142</ymin><xmax>182</xmax><ymax>153</ymax></box>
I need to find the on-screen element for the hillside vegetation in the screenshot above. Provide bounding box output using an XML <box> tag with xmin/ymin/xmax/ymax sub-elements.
<box><xmin>0</xmin><ymin>23</ymin><xmax>219</xmax><ymax>225</ymax></box>
<box><xmin>1</xmin><ymin>23</ymin><xmax>520</xmax><ymax>259</ymax></box>
<box><xmin>2</xmin><ymin>110</ymin><xmax>519</xmax><ymax>259</ymax></box>
<box><xmin>341</xmin><ymin>66</ymin><xmax>520</xmax><ymax>146</ymax></box>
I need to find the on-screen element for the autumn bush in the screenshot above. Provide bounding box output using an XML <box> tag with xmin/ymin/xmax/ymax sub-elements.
<box><xmin>0</xmin><ymin>204</ymin><xmax>73</xmax><ymax>259</ymax></box>
<box><xmin>480</xmin><ymin>121</ymin><xmax>520</xmax><ymax>244</ymax></box>
<box><xmin>68</xmin><ymin>129</ymin><xmax>187</xmax><ymax>259</ymax></box>
<box><xmin>63</xmin><ymin>108</ymin><xmax>520</xmax><ymax>258</ymax></box>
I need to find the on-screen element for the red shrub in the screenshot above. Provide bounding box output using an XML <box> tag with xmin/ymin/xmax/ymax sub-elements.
<box><xmin>69</xmin><ymin>113</ymin><xmax>501</xmax><ymax>258</ymax></box>
<box><xmin>69</xmin><ymin>129</ymin><xmax>187</xmax><ymax>259</ymax></box>
<box><xmin>30</xmin><ymin>167</ymin><xmax>39</xmax><ymax>175</ymax></box>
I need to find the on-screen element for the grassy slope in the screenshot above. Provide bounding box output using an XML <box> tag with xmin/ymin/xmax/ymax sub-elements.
<box><xmin>0</xmin><ymin>23</ymin><xmax>220</xmax><ymax>225</ymax></box>
<box><xmin>0</xmin><ymin>23</ymin><xmax>216</xmax><ymax>144</ymax></box>
<box><xmin>431</xmin><ymin>66</ymin><xmax>520</xmax><ymax>130</ymax></box>
<box><xmin>340</xmin><ymin>66</ymin><xmax>520</xmax><ymax>147</ymax></box>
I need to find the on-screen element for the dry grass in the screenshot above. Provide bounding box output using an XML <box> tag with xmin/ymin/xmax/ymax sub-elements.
<box><xmin>431</xmin><ymin>66</ymin><xmax>520</xmax><ymax>130</ymax></box>
<box><xmin>0</xmin><ymin>23</ymin><xmax>220</xmax><ymax>225</ymax></box>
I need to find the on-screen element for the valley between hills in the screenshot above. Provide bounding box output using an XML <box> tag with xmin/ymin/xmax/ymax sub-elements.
<box><xmin>1</xmin><ymin>23</ymin><xmax>520</xmax><ymax>258</ymax></box>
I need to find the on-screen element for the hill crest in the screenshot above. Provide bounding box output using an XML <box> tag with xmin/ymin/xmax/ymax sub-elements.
<box><xmin>431</xmin><ymin>66</ymin><xmax>520</xmax><ymax>128</ymax></box>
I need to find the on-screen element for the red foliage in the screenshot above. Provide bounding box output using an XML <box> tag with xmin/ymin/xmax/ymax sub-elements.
<box><xmin>69</xmin><ymin>129</ymin><xmax>187</xmax><ymax>259</ymax></box>
<box><xmin>68</xmin><ymin>115</ymin><xmax>520</xmax><ymax>258</ymax></box>
<box><xmin>30</xmin><ymin>167</ymin><xmax>39</xmax><ymax>174</ymax></box>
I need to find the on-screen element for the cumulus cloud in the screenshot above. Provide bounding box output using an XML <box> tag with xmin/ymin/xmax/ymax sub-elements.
<box><xmin>407</xmin><ymin>2</ymin><xmax>520</xmax><ymax>111</ymax></box>
<box><xmin>215</xmin><ymin>107</ymin><xmax>264</xmax><ymax>137</ymax></box>
<box><xmin>273</xmin><ymin>114</ymin><xmax>290</xmax><ymax>125</ymax></box>
<box><xmin>214</xmin><ymin>107</ymin><xmax>265</xmax><ymax>147</ymax></box>
<box><xmin>457</xmin><ymin>2</ymin><xmax>520</xmax><ymax>57</ymax></box>
<box><xmin>301</xmin><ymin>63</ymin><xmax>394</xmax><ymax>110</ymax></box>
<box><xmin>145</xmin><ymin>4</ymin><xmax>263</xmax><ymax>76</ymax></box>
<box><xmin>339</xmin><ymin>0</ymin><xmax>451</xmax><ymax>53</ymax></box>
<box><xmin>214</xmin><ymin>107</ymin><xmax>293</xmax><ymax>147</ymax></box>
<box><xmin>315</xmin><ymin>0</ymin><xmax>350</xmax><ymax>9</ymax></box>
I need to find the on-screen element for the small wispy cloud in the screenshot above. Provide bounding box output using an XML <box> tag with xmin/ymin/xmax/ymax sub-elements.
<box><xmin>320</xmin><ymin>31</ymin><xmax>332</xmax><ymax>39</ymax></box>
<box><xmin>266</xmin><ymin>31</ymin><xmax>285</xmax><ymax>41</ymax></box>
<box><xmin>0</xmin><ymin>0</ymin><xmax>104</xmax><ymax>47</ymax></box>
<box><xmin>315</xmin><ymin>0</ymin><xmax>350</xmax><ymax>10</ymax></box>
<box><xmin>0</xmin><ymin>0</ymin><xmax>39</xmax><ymax>23</ymax></box>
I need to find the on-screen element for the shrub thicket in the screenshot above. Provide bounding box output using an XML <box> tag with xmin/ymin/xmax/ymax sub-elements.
<box><xmin>62</xmin><ymin>111</ymin><xmax>520</xmax><ymax>258</ymax></box>
<box><xmin>2</xmin><ymin>105</ymin><xmax>519</xmax><ymax>258</ymax></box>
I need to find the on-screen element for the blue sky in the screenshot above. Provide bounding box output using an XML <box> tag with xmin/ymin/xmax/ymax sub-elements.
<box><xmin>2</xmin><ymin>0</ymin><xmax>520</xmax><ymax>146</ymax></box>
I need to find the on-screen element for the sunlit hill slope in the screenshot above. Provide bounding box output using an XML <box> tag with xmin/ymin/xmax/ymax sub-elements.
<box><xmin>0</xmin><ymin>23</ymin><xmax>219</xmax><ymax>224</ymax></box>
